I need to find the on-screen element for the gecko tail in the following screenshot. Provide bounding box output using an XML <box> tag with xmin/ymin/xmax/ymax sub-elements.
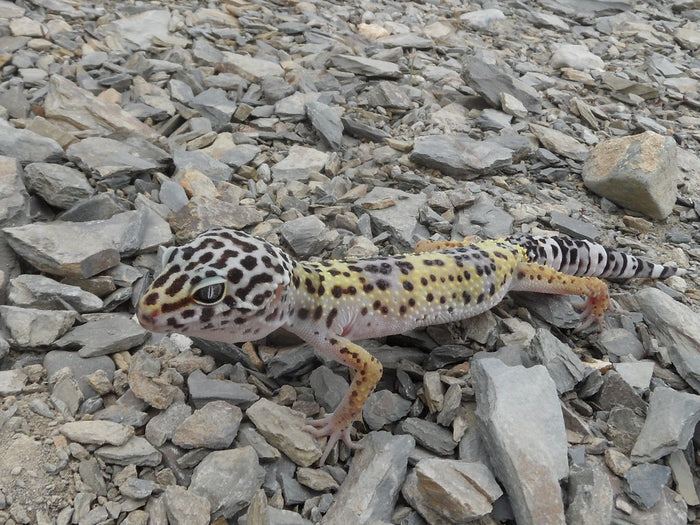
<box><xmin>507</xmin><ymin>234</ymin><xmax>685</xmax><ymax>280</ymax></box>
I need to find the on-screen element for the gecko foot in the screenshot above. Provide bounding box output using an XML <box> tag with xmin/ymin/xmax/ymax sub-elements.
<box><xmin>304</xmin><ymin>415</ymin><xmax>362</xmax><ymax>465</ymax></box>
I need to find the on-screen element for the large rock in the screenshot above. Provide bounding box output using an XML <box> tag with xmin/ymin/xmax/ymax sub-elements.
<box><xmin>410</xmin><ymin>134</ymin><xmax>513</xmax><ymax>178</ymax></box>
<box><xmin>582</xmin><ymin>131</ymin><xmax>678</xmax><ymax>219</ymax></box>
<box><xmin>23</xmin><ymin>162</ymin><xmax>95</xmax><ymax>209</ymax></box>
<box><xmin>44</xmin><ymin>75</ymin><xmax>159</xmax><ymax>139</ymax></box>
<box><xmin>471</xmin><ymin>358</ymin><xmax>568</xmax><ymax>525</ymax></box>
<box><xmin>0</xmin><ymin>119</ymin><xmax>63</xmax><ymax>165</ymax></box>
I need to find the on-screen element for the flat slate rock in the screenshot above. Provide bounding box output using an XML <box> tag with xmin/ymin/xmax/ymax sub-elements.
<box><xmin>54</xmin><ymin>314</ymin><xmax>149</xmax><ymax>357</ymax></box>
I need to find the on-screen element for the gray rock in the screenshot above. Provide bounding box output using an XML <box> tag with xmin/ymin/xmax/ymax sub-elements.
<box><xmin>0</xmin><ymin>305</ymin><xmax>77</xmax><ymax>348</ymax></box>
<box><xmin>0</xmin><ymin>369</ymin><xmax>27</xmax><ymax>395</ymax></box>
<box><xmin>596</xmin><ymin>370</ymin><xmax>646</xmax><ymax>412</ymax></box>
<box><xmin>365</xmin><ymin>81</ymin><xmax>413</xmax><ymax>110</ymax></box>
<box><xmin>462</xmin><ymin>56</ymin><xmax>542</xmax><ymax>113</ymax></box>
<box><xmin>472</xmin><ymin>358</ymin><xmax>568</xmax><ymax>525</ymax></box>
<box><xmin>323</xmin><ymin>432</ymin><xmax>414</xmax><ymax>524</ymax></box>
<box><xmin>631</xmin><ymin>387</ymin><xmax>700</xmax><ymax>462</ymax></box>
<box><xmin>78</xmin><ymin>457</ymin><xmax>107</xmax><ymax>496</ymax></box>
<box><xmin>247</xmin><ymin>398</ymin><xmax>323</xmax><ymax>467</ymax></box>
<box><xmin>172</xmin><ymin>401</ymin><xmax>242</xmax><ymax>449</ymax></box>
<box><xmin>329</xmin><ymin>54</ymin><xmax>401</xmax><ymax>78</ymax></box>
<box><xmin>189</xmin><ymin>447</ymin><xmax>265</xmax><ymax>519</ymax></box>
<box><xmin>66</xmin><ymin>136</ymin><xmax>169</xmax><ymax>180</ymax></box>
<box><xmin>191</xmin><ymin>88</ymin><xmax>237</xmax><ymax>127</ymax></box>
<box><xmin>341</xmin><ymin>117</ymin><xmax>390</xmax><ymax>142</ymax></box>
<box><xmin>354</xmin><ymin>186</ymin><xmax>429</xmax><ymax>251</ymax></box>
<box><xmin>145</xmin><ymin>402</ymin><xmax>192</xmax><ymax>447</ymax></box>
<box><xmin>8</xmin><ymin>274</ymin><xmax>103</xmax><ymax>312</ymax></box>
<box><xmin>51</xmin><ymin>374</ymin><xmax>84</xmax><ymax>418</ymax></box>
<box><xmin>455</xmin><ymin>194</ymin><xmax>514</xmax><ymax>239</ymax></box>
<box><xmin>396</xmin><ymin>417</ymin><xmax>457</xmax><ymax>455</ymax></box>
<box><xmin>308</xmin><ymin>365</ymin><xmax>348</xmax><ymax>413</ymax></box>
<box><xmin>280</xmin><ymin>215</ymin><xmax>330</xmax><ymax>258</ymax></box>
<box><xmin>599</xmin><ymin>327</ymin><xmax>645</xmax><ymax>361</ymax></box>
<box><xmin>59</xmin><ymin>420</ymin><xmax>134</xmax><ymax>446</ymax></box>
<box><xmin>525</xmin><ymin>329</ymin><xmax>588</xmax><ymax>394</ymax></box>
<box><xmin>410</xmin><ymin>134</ymin><xmax>513</xmax><ymax>178</ymax></box>
<box><xmin>95</xmin><ymin>436</ymin><xmax>162</xmax><ymax>466</ymax></box>
<box><xmin>614</xmin><ymin>361</ymin><xmax>655</xmax><ymax>391</ymax></box>
<box><xmin>23</xmin><ymin>163</ymin><xmax>94</xmax><ymax>209</ymax></box>
<box><xmin>119</xmin><ymin>477</ymin><xmax>156</xmax><ymax>499</ymax></box>
<box><xmin>271</xmin><ymin>145</ymin><xmax>330</xmax><ymax>182</ymax></box>
<box><xmin>403</xmin><ymin>459</ymin><xmax>502</xmax><ymax>524</ymax></box>
<box><xmin>582</xmin><ymin>131</ymin><xmax>678</xmax><ymax>220</ymax></box>
<box><xmin>363</xmin><ymin>390</ymin><xmax>412</xmax><ymax>431</ymax></box>
<box><xmin>548</xmin><ymin>211</ymin><xmax>602</xmax><ymax>241</ymax></box>
<box><xmin>220</xmin><ymin>51</ymin><xmax>284</xmax><ymax>82</ymax></box>
<box><xmin>0</xmin><ymin>119</ymin><xmax>63</xmax><ymax>165</ymax></box>
<box><xmin>606</xmin><ymin>406</ymin><xmax>645</xmax><ymax>454</ymax></box>
<box><xmin>530</xmin><ymin>123</ymin><xmax>589</xmax><ymax>162</ymax></box>
<box><xmin>187</xmin><ymin>369</ymin><xmax>259</xmax><ymax>408</ymax></box>
<box><xmin>566</xmin><ymin>460</ymin><xmax>613</xmax><ymax>525</ymax></box>
<box><xmin>0</xmin><ymin>156</ymin><xmax>29</xmax><ymax>227</ymax></box>
<box><xmin>235</xmin><ymin>423</ymin><xmax>281</xmax><ymax>462</ymax></box>
<box><xmin>162</xmin><ymin>486</ymin><xmax>210</xmax><ymax>525</ymax></box>
<box><xmin>128</xmin><ymin>348</ymin><xmax>183</xmax><ymax>409</ymax></box>
<box><xmin>630</xmin><ymin>288</ymin><xmax>700</xmax><ymax>392</ymax></box>
<box><xmin>624</xmin><ymin>463</ymin><xmax>672</xmax><ymax>510</ymax></box>
<box><xmin>170</xmin><ymin>196</ymin><xmax>264</xmax><ymax>243</ymax></box>
<box><xmin>54</xmin><ymin>314</ymin><xmax>149</xmax><ymax>357</ymax></box>
<box><xmin>172</xmin><ymin>150</ymin><xmax>232</xmax><ymax>183</ymax></box>
<box><xmin>218</xmin><ymin>144</ymin><xmax>261</xmax><ymax>170</ymax></box>
<box><xmin>44</xmin><ymin>350</ymin><xmax>115</xmax><ymax>398</ymax></box>
<box><xmin>616</xmin><ymin>486</ymin><xmax>687</xmax><ymax>525</ymax></box>
<box><xmin>45</xmin><ymin>75</ymin><xmax>159</xmax><ymax>139</ymax></box>
<box><xmin>58</xmin><ymin>192</ymin><xmax>130</xmax><ymax>222</ymax></box>
<box><xmin>551</xmin><ymin>44</ymin><xmax>605</xmax><ymax>70</ymax></box>
<box><xmin>306</xmin><ymin>101</ymin><xmax>343</xmax><ymax>151</ymax></box>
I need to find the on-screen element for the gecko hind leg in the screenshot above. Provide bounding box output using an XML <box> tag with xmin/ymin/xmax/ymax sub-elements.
<box><xmin>510</xmin><ymin>262</ymin><xmax>611</xmax><ymax>330</ymax></box>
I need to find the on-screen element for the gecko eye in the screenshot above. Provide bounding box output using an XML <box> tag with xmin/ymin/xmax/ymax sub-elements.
<box><xmin>192</xmin><ymin>278</ymin><xmax>227</xmax><ymax>305</ymax></box>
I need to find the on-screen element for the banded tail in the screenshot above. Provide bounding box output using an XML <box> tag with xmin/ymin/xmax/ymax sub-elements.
<box><xmin>508</xmin><ymin>235</ymin><xmax>686</xmax><ymax>279</ymax></box>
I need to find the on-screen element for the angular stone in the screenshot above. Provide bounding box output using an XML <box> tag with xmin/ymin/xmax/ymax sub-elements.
<box><xmin>96</xmin><ymin>9</ymin><xmax>186</xmax><ymax>50</ymax></box>
<box><xmin>95</xmin><ymin>436</ymin><xmax>162</xmax><ymax>466</ymax></box>
<box><xmin>402</xmin><ymin>459</ymin><xmax>502</xmax><ymax>523</ymax></box>
<box><xmin>271</xmin><ymin>145</ymin><xmax>330</xmax><ymax>182</ymax></box>
<box><xmin>329</xmin><ymin>54</ymin><xmax>401</xmax><ymax>78</ymax></box>
<box><xmin>279</xmin><ymin>215</ymin><xmax>330</xmax><ymax>258</ymax></box>
<box><xmin>54</xmin><ymin>314</ymin><xmax>149</xmax><ymax>357</ymax></box>
<box><xmin>410</xmin><ymin>134</ymin><xmax>513</xmax><ymax>178</ymax></box>
<box><xmin>624</xmin><ymin>463</ymin><xmax>672</xmax><ymax>510</ymax></box>
<box><xmin>44</xmin><ymin>75</ymin><xmax>159</xmax><ymax>139</ymax></box>
<box><xmin>472</xmin><ymin>358</ymin><xmax>568</xmax><ymax>525</ymax></box>
<box><xmin>631</xmin><ymin>387</ymin><xmax>700</xmax><ymax>462</ymax></box>
<box><xmin>145</xmin><ymin>402</ymin><xmax>192</xmax><ymax>447</ymax></box>
<box><xmin>582</xmin><ymin>131</ymin><xmax>678</xmax><ymax>219</ymax></box>
<box><xmin>462</xmin><ymin>56</ymin><xmax>541</xmax><ymax>113</ymax></box>
<box><xmin>170</xmin><ymin>196</ymin><xmax>264</xmax><ymax>243</ymax></box>
<box><xmin>173</xmin><ymin>149</ymin><xmax>232</xmax><ymax>184</ymax></box>
<box><xmin>530</xmin><ymin>123</ymin><xmax>589</xmax><ymax>162</ymax></box>
<box><xmin>363</xmin><ymin>390</ymin><xmax>412</xmax><ymax>431</ymax></box>
<box><xmin>66</xmin><ymin>136</ymin><xmax>170</xmax><ymax>180</ymax></box>
<box><xmin>525</xmin><ymin>329</ymin><xmax>588</xmax><ymax>394</ymax></box>
<box><xmin>163</xmin><ymin>486</ymin><xmax>210</xmax><ymax>525</ymax></box>
<box><xmin>0</xmin><ymin>369</ymin><xmax>27</xmax><ymax>395</ymax></box>
<box><xmin>23</xmin><ymin>163</ymin><xmax>94</xmax><ymax>209</ymax></box>
<box><xmin>246</xmin><ymin>398</ymin><xmax>323</xmax><ymax>467</ymax></box>
<box><xmin>44</xmin><ymin>350</ymin><xmax>116</xmax><ymax>398</ymax></box>
<box><xmin>0</xmin><ymin>119</ymin><xmax>63</xmax><ymax>165</ymax></box>
<box><xmin>0</xmin><ymin>305</ymin><xmax>77</xmax><ymax>348</ymax></box>
<box><xmin>220</xmin><ymin>51</ymin><xmax>284</xmax><ymax>82</ymax></box>
<box><xmin>172</xmin><ymin>401</ymin><xmax>242</xmax><ymax>449</ymax></box>
<box><xmin>187</xmin><ymin>369</ymin><xmax>259</xmax><ymax>408</ymax></box>
<box><xmin>0</xmin><ymin>156</ymin><xmax>29</xmax><ymax>226</ymax></box>
<box><xmin>128</xmin><ymin>349</ymin><xmax>183</xmax><ymax>409</ymax></box>
<box><xmin>396</xmin><ymin>417</ymin><xmax>457</xmax><ymax>455</ymax></box>
<box><xmin>191</xmin><ymin>88</ymin><xmax>237</xmax><ymax>127</ymax></box>
<box><xmin>8</xmin><ymin>274</ymin><xmax>102</xmax><ymax>312</ymax></box>
<box><xmin>323</xmin><ymin>432</ymin><xmax>413</xmax><ymax>523</ymax></box>
<box><xmin>189</xmin><ymin>447</ymin><xmax>265</xmax><ymax>519</ymax></box>
<box><xmin>354</xmin><ymin>186</ymin><xmax>429</xmax><ymax>251</ymax></box>
<box><xmin>306</xmin><ymin>101</ymin><xmax>343</xmax><ymax>151</ymax></box>
<box><xmin>566</xmin><ymin>460</ymin><xmax>613</xmax><ymax>524</ymax></box>
<box><xmin>59</xmin><ymin>421</ymin><xmax>134</xmax><ymax>446</ymax></box>
<box><xmin>551</xmin><ymin>44</ymin><xmax>605</xmax><ymax>70</ymax></box>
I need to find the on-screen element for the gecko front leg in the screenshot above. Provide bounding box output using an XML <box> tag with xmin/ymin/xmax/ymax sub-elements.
<box><xmin>303</xmin><ymin>336</ymin><xmax>383</xmax><ymax>465</ymax></box>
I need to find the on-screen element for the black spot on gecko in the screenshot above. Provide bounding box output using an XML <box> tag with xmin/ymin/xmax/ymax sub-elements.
<box><xmin>165</xmin><ymin>274</ymin><xmax>188</xmax><ymax>296</ymax></box>
<box><xmin>326</xmin><ymin>308</ymin><xmax>338</xmax><ymax>328</ymax></box>
<box><xmin>332</xmin><ymin>285</ymin><xmax>343</xmax><ymax>298</ymax></box>
<box><xmin>403</xmin><ymin>281</ymin><xmax>414</xmax><ymax>291</ymax></box>
<box><xmin>241</xmin><ymin>255</ymin><xmax>257</xmax><ymax>271</ymax></box>
<box><xmin>314</xmin><ymin>305</ymin><xmax>323</xmax><ymax>320</ymax></box>
<box><xmin>298</xmin><ymin>308</ymin><xmax>309</xmax><ymax>320</ymax></box>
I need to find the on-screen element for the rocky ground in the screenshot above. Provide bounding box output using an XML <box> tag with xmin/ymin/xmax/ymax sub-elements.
<box><xmin>0</xmin><ymin>0</ymin><xmax>699</xmax><ymax>524</ymax></box>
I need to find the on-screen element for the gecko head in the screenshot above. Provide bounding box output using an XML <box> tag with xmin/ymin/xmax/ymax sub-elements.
<box><xmin>137</xmin><ymin>228</ymin><xmax>294</xmax><ymax>343</ymax></box>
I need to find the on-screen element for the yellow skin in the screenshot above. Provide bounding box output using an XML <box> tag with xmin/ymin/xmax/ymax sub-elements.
<box><xmin>137</xmin><ymin>228</ymin><xmax>682</xmax><ymax>464</ymax></box>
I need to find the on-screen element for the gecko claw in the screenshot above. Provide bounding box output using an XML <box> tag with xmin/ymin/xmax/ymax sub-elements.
<box><xmin>304</xmin><ymin>415</ymin><xmax>361</xmax><ymax>465</ymax></box>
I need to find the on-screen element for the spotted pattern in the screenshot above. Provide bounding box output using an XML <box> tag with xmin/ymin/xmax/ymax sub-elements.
<box><xmin>136</xmin><ymin>228</ymin><xmax>685</xmax><ymax>463</ymax></box>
